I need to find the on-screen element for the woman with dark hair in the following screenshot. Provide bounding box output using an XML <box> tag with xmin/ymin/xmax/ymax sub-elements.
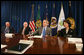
<box><xmin>58</xmin><ymin>20</ymin><xmax>76</xmax><ymax>37</ymax></box>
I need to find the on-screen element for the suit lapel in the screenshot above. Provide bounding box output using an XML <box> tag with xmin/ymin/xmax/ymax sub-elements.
<box><xmin>45</xmin><ymin>27</ymin><xmax>48</xmax><ymax>35</ymax></box>
<box><xmin>64</xmin><ymin>28</ymin><xmax>67</xmax><ymax>35</ymax></box>
<box><xmin>39</xmin><ymin>27</ymin><xmax>43</xmax><ymax>35</ymax></box>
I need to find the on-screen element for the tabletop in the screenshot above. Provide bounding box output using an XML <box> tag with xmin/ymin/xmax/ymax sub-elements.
<box><xmin>1</xmin><ymin>33</ymin><xmax>83</xmax><ymax>54</ymax></box>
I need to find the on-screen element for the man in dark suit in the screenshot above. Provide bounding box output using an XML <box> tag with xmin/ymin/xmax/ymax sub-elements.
<box><xmin>58</xmin><ymin>20</ymin><xmax>76</xmax><ymax>37</ymax></box>
<box><xmin>18</xmin><ymin>22</ymin><xmax>31</xmax><ymax>35</ymax></box>
<box><xmin>1</xmin><ymin>22</ymin><xmax>15</xmax><ymax>34</ymax></box>
<box><xmin>33</xmin><ymin>19</ymin><xmax>52</xmax><ymax>36</ymax></box>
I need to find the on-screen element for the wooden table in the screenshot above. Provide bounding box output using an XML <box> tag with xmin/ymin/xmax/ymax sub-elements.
<box><xmin>1</xmin><ymin>33</ymin><xmax>83</xmax><ymax>54</ymax></box>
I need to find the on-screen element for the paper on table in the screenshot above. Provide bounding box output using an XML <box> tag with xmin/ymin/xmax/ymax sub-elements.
<box><xmin>5</xmin><ymin>40</ymin><xmax>34</xmax><ymax>54</ymax></box>
<box><xmin>28</xmin><ymin>36</ymin><xmax>33</xmax><ymax>38</ymax></box>
<box><xmin>1</xmin><ymin>44</ymin><xmax>7</xmax><ymax>49</ymax></box>
<box><xmin>76</xmin><ymin>43</ymin><xmax>83</xmax><ymax>52</ymax></box>
<box><xmin>19</xmin><ymin>40</ymin><xmax>34</xmax><ymax>44</ymax></box>
<box><xmin>33</xmin><ymin>35</ymin><xmax>42</xmax><ymax>38</ymax></box>
<box><xmin>5</xmin><ymin>33</ymin><xmax>14</xmax><ymax>38</ymax></box>
<box><xmin>28</xmin><ymin>35</ymin><xmax>42</xmax><ymax>38</ymax></box>
<box><xmin>68</xmin><ymin>38</ymin><xmax>82</xmax><ymax>44</ymax></box>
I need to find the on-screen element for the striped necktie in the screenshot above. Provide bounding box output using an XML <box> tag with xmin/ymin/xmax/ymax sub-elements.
<box><xmin>4</xmin><ymin>27</ymin><xmax>9</xmax><ymax>33</ymax></box>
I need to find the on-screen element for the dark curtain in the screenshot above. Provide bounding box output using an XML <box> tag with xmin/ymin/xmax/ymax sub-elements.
<box><xmin>1</xmin><ymin>1</ymin><xmax>83</xmax><ymax>37</ymax></box>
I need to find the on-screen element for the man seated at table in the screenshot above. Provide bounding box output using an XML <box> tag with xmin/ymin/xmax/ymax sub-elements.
<box><xmin>57</xmin><ymin>20</ymin><xmax>76</xmax><ymax>37</ymax></box>
<box><xmin>18</xmin><ymin>21</ymin><xmax>31</xmax><ymax>35</ymax></box>
<box><xmin>1</xmin><ymin>21</ymin><xmax>15</xmax><ymax>34</ymax></box>
<box><xmin>33</xmin><ymin>19</ymin><xmax>52</xmax><ymax>37</ymax></box>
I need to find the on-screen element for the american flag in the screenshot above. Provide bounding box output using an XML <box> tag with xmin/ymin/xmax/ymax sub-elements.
<box><xmin>29</xmin><ymin>4</ymin><xmax>35</xmax><ymax>32</ymax></box>
<box><xmin>29</xmin><ymin>20</ymin><xmax>35</xmax><ymax>32</ymax></box>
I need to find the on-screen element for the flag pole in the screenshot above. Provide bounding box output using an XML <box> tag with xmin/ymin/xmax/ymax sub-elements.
<box><xmin>46</xmin><ymin>4</ymin><xmax>48</xmax><ymax>20</ymax></box>
<box><xmin>53</xmin><ymin>3</ymin><xmax>55</xmax><ymax>8</ymax></box>
<box><xmin>38</xmin><ymin>4</ymin><xmax>40</xmax><ymax>20</ymax></box>
<box><xmin>69</xmin><ymin>1</ymin><xmax>71</xmax><ymax>7</ymax></box>
<box><xmin>61</xmin><ymin>1</ymin><xmax>63</xmax><ymax>9</ymax></box>
<box><xmin>32</xmin><ymin>4</ymin><xmax>34</xmax><ymax>19</ymax></box>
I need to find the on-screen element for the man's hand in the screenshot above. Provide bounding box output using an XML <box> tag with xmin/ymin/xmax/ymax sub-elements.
<box><xmin>45</xmin><ymin>35</ymin><xmax>49</xmax><ymax>37</ymax></box>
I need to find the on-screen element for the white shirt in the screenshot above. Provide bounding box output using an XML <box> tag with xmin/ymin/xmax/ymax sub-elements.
<box><xmin>66</xmin><ymin>29</ymin><xmax>69</xmax><ymax>34</ymax></box>
<box><xmin>22</xmin><ymin>27</ymin><xmax>26</xmax><ymax>35</ymax></box>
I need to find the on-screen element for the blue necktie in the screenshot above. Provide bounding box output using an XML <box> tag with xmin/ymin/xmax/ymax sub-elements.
<box><xmin>43</xmin><ymin>27</ymin><xmax>45</xmax><ymax>36</ymax></box>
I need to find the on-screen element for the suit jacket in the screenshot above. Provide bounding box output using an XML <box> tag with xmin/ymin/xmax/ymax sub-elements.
<box><xmin>18</xmin><ymin>26</ymin><xmax>31</xmax><ymax>35</ymax></box>
<box><xmin>1</xmin><ymin>26</ymin><xmax>15</xmax><ymax>34</ymax></box>
<box><xmin>33</xmin><ymin>27</ymin><xmax>52</xmax><ymax>36</ymax></box>
<box><xmin>58</xmin><ymin>28</ymin><xmax>76</xmax><ymax>37</ymax></box>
